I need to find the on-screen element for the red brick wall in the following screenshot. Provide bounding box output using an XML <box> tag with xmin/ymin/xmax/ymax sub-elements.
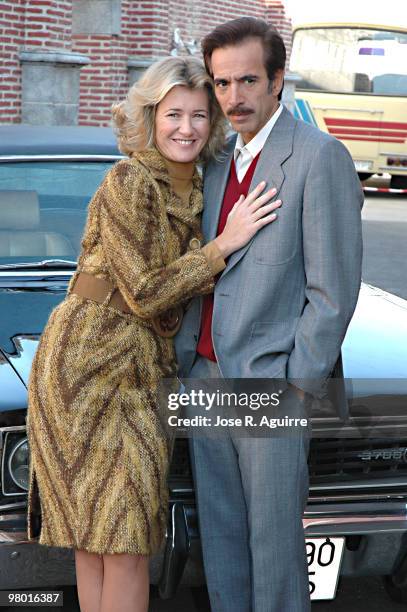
<box><xmin>24</xmin><ymin>0</ymin><xmax>72</xmax><ymax>49</ymax></box>
<box><xmin>0</xmin><ymin>0</ymin><xmax>72</xmax><ymax>123</ymax></box>
<box><xmin>0</xmin><ymin>0</ymin><xmax>292</xmax><ymax>126</ymax></box>
<box><xmin>72</xmin><ymin>0</ymin><xmax>171</xmax><ymax>126</ymax></box>
<box><xmin>264</xmin><ymin>0</ymin><xmax>292</xmax><ymax>57</ymax></box>
<box><xmin>1</xmin><ymin>0</ymin><xmax>24</xmax><ymax>123</ymax></box>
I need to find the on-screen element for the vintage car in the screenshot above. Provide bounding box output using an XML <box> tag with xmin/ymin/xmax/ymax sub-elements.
<box><xmin>0</xmin><ymin>125</ymin><xmax>406</xmax><ymax>604</ymax></box>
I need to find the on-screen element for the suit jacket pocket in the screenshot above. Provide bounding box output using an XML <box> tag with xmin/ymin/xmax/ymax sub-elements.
<box><xmin>250</xmin><ymin>318</ymin><xmax>300</xmax><ymax>353</ymax></box>
<box><xmin>253</xmin><ymin>199</ymin><xmax>300</xmax><ymax>266</ymax></box>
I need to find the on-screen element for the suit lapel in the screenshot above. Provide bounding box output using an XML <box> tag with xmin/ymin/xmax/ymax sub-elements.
<box><xmin>250</xmin><ymin>106</ymin><xmax>294</xmax><ymax>197</ymax></box>
<box><xmin>221</xmin><ymin>107</ymin><xmax>296</xmax><ymax>277</ymax></box>
<box><xmin>202</xmin><ymin>136</ymin><xmax>236</xmax><ymax>242</ymax></box>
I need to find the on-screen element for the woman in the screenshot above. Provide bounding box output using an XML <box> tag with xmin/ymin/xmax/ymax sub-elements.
<box><xmin>26</xmin><ymin>56</ymin><xmax>280</xmax><ymax>612</ymax></box>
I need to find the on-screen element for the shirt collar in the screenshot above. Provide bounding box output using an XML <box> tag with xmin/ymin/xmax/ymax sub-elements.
<box><xmin>234</xmin><ymin>103</ymin><xmax>283</xmax><ymax>161</ymax></box>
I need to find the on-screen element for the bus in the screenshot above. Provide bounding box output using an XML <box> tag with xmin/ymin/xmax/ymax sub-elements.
<box><xmin>290</xmin><ymin>23</ymin><xmax>407</xmax><ymax>187</ymax></box>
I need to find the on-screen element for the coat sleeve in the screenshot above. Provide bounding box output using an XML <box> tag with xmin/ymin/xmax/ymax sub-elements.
<box><xmin>98</xmin><ymin>160</ymin><xmax>217</xmax><ymax>319</ymax></box>
<box><xmin>286</xmin><ymin>137</ymin><xmax>363</xmax><ymax>395</ymax></box>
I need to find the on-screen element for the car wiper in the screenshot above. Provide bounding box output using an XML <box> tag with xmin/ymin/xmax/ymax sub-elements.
<box><xmin>0</xmin><ymin>259</ymin><xmax>77</xmax><ymax>270</ymax></box>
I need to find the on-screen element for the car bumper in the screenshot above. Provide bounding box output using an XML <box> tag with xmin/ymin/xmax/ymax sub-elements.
<box><xmin>159</xmin><ymin>499</ymin><xmax>407</xmax><ymax>598</ymax></box>
<box><xmin>1</xmin><ymin>499</ymin><xmax>407</xmax><ymax>592</ymax></box>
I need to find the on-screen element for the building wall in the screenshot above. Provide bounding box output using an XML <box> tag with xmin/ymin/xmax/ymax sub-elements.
<box><xmin>0</xmin><ymin>0</ymin><xmax>292</xmax><ymax>126</ymax></box>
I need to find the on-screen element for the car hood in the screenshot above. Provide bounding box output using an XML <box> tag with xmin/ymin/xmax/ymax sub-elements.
<box><xmin>342</xmin><ymin>283</ymin><xmax>407</xmax><ymax>401</ymax></box>
<box><xmin>342</xmin><ymin>283</ymin><xmax>407</xmax><ymax>378</ymax></box>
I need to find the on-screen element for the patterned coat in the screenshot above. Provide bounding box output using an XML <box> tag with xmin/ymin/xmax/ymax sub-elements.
<box><xmin>26</xmin><ymin>148</ymin><xmax>219</xmax><ymax>555</ymax></box>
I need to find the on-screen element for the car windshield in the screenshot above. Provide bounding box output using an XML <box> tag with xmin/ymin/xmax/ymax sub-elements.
<box><xmin>0</xmin><ymin>161</ymin><xmax>114</xmax><ymax>267</ymax></box>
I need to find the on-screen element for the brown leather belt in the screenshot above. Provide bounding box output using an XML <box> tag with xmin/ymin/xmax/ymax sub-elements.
<box><xmin>70</xmin><ymin>271</ymin><xmax>183</xmax><ymax>338</ymax></box>
<box><xmin>70</xmin><ymin>272</ymin><xmax>133</xmax><ymax>314</ymax></box>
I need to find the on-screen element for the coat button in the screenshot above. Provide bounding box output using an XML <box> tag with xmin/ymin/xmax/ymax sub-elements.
<box><xmin>189</xmin><ymin>238</ymin><xmax>201</xmax><ymax>250</ymax></box>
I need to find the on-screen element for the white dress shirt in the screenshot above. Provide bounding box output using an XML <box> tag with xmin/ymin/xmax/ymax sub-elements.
<box><xmin>234</xmin><ymin>104</ymin><xmax>283</xmax><ymax>183</ymax></box>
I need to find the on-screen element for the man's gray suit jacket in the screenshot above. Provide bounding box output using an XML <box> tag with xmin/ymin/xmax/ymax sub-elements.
<box><xmin>175</xmin><ymin>106</ymin><xmax>363</xmax><ymax>400</ymax></box>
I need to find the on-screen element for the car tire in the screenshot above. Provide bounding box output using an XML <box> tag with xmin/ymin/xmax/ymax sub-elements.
<box><xmin>383</xmin><ymin>574</ymin><xmax>407</xmax><ymax>603</ymax></box>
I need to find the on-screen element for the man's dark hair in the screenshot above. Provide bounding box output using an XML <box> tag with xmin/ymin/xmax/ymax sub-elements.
<box><xmin>202</xmin><ymin>17</ymin><xmax>286</xmax><ymax>100</ymax></box>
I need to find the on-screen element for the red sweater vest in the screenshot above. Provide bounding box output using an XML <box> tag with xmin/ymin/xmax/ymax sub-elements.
<box><xmin>197</xmin><ymin>153</ymin><xmax>261</xmax><ymax>361</ymax></box>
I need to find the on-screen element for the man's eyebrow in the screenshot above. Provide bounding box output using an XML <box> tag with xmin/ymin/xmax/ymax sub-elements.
<box><xmin>213</xmin><ymin>74</ymin><xmax>259</xmax><ymax>83</ymax></box>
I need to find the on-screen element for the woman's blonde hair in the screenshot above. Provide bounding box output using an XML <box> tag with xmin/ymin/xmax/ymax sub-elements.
<box><xmin>112</xmin><ymin>56</ymin><xmax>226</xmax><ymax>161</ymax></box>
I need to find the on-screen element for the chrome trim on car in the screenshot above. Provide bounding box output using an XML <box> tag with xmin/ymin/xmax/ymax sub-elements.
<box><xmin>169</xmin><ymin>487</ymin><xmax>194</xmax><ymax>495</ymax></box>
<box><xmin>0</xmin><ymin>531</ymin><xmax>29</xmax><ymax>544</ymax></box>
<box><xmin>313</xmin><ymin>416</ymin><xmax>407</xmax><ymax>423</ymax></box>
<box><xmin>0</xmin><ymin>511</ymin><xmax>28</xmax><ymax>544</ymax></box>
<box><xmin>0</xmin><ymin>271</ymin><xmax>74</xmax><ymax>278</ymax></box>
<box><xmin>303</xmin><ymin>514</ymin><xmax>407</xmax><ymax>531</ymax></box>
<box><xmin>0</xmin><ymin>502</ymin><xmax>26</xmax><ymax>511</ymax></box>
<box><xmin>310</xmin><ymin>480</ymin><xmax>407</xmax><ymax>491</ymax></box>
<box><xmin>309</xmin><ymin>492</ymin><xmax>407</xmax><ymax>503</ymax></box>
<box><xmin>0</xmin><ymin>155</ymin><xmax>123</xmax><ymax>163</ymax></box>
<box><xmin>0</xmin><ymin>513</ymin><xmax>26</xmax><ymax>522</ymax></box>
<box><xmin>0</xmin><ymin>426</ymin><xmax>26</xmax><ymax>434</ymax></box>
<box><xmin>306</xmin><ymin>500</ymin><xmax>407</xmax><ymax>514</ymax></box>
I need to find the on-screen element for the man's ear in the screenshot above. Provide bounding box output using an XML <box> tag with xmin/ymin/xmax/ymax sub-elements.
<box><xmin>270</xmin><ymin>69</ymin><xmax>285</xmax><ymax>97</ymax></box>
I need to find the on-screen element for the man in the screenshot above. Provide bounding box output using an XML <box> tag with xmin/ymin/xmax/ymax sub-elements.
<box><xmin>175</xmin><ymin>17</ymin><xmax>363</xmax><ymax>612</ymax></box>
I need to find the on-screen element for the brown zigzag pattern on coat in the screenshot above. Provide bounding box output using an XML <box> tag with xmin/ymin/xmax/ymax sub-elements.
<box><xmin>27</xmin><ymin>419</ymin><xmax>76</xmax><ymax>545</ymax></box>
<box><xmin>68</xmin><ymin>379</ymin><xmax>121</xmax><ymax>481</ymax></box>
<box><xmin>125</xmin><ymin>471</ymin><xmax>152</xmax><ymax>552</ymax></box>
<box><xmin>79</xmin><ymin>436</ymin><xmax>124</xmax><ymax>550</ymax></box>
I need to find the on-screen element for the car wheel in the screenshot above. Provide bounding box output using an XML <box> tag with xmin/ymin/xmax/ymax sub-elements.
<box><xmin>383</xmin><ymin>574</ymin><xmax>407</xmax><ymax>603</ymax></box>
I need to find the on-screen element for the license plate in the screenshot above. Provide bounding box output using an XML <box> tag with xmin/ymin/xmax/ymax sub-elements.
<box><xmin>306</xmin><ymin>537</ymin><xmax>345</xmax><ymax>600</ymax></box>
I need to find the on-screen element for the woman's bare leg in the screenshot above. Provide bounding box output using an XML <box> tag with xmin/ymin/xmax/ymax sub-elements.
<box><xmin>75</xmin><ymin>549</ymin><xmax>104</xmax><ymax>612</ymax></box>
<box><xmin>100</xmin><ymin>553</ymin><xmax>149</xmax><ymax>612</ymax></box>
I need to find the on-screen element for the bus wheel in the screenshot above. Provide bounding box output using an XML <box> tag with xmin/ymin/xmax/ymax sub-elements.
<box><xmin>390</xmin><ymin>175</ymin><xmax>407</xmax><ymax>190</ymax></box>
<box><xmin>358</xmin><ymin>173</ymin><xmax>373</xmax><ymax>182</ymax></box>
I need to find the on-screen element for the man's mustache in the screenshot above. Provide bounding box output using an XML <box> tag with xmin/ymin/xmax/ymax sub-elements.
<box><xmin>226</xmin><ymin>106</ymin><xmax>254</xmax><ymax>117</ymax></box>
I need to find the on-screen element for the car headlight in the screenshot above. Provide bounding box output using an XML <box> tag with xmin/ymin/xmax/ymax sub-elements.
<box><xmin>1</xmin><ymin>429</ymin><xmax>29</xmax><ymax>496</ymax></box>
<box><xmin>7</xmin><ymin>437</ymin><xmax>29</xmax><ymax>492</ymax></box>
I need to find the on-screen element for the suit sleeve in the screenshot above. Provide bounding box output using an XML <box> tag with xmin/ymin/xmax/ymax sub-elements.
<box><xmin>286</xmin><ymin>138</ymin><xmax>363</xmax><ymax>395</ymax></box>
<box><xmin>98</xmin><ymin>160</ymin><xmax>217</xmax><ymax>319</ymax></box>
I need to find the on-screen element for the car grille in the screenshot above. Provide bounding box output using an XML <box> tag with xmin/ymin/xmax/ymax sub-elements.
<box><xmin>309</xmin><ymin>438</ymin><xmax>407</xmax><ymax>488</ymax></box>
<box><xmin>169</xmin><ymin>437</ymin><xmax>407</xmax><ymax>496</ymax></box>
